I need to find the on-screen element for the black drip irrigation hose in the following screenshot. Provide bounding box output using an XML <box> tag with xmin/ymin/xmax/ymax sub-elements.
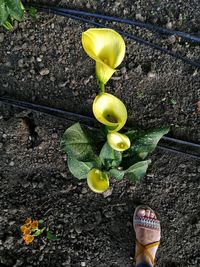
<box><xmin>27</xmin><ymin>4</ymin><xmax>200</xmax><ymax>69</ymax></box>
<box><xmin>0</xmin><ymin>96</ymin><xmax>200</xmax><ymax>160</ymax></box>
<box><xmin>0</xmin><ymin>97</ymin><xmax>96</xmax><ymax>126</ymax></box>
<box><xmin>30</xmin><ymin>4</ymin><xmax>200</xmax><ymax>43</ymax></box>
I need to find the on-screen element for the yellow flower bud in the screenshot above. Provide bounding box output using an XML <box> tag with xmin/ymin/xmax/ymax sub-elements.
<box><xmin>107</xmin><ymin>132</ymin><xmax>131</xmax><ymax>151</ymax></box>
<box><xmin>92</xmin><ymin>93</ymin><xmax>127</xmax><ymax>132</ymax></box>
<box><xmin>82</xmin><ymin>28</ymin><xmax>125</xmax><ymax>84</ymax></box>
<box><xmin>87</xmin><ymin>169</ymin><xmax>109</xmax><ymax>193</ymax></box>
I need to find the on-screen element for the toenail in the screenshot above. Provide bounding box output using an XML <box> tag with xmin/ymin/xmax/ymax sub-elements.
<box><xmin>145</xmin><ymin>210</ymin><xmax>151</xmax><ymax>217</ymax></box>
<box><xmin>137</xmin><ymin>209</ymin><xmax>145</xmax><ymax>217</ymax></box>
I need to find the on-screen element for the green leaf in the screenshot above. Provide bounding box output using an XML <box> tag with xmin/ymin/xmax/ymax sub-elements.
<box><xmin>125</xmin><ymin>160</ymin><xmax>151</xmax><ymax>181</ymax></box>
<box><xmin>108</xmin><ymin>168</ymin><xmax>125</xmax><ymax>180</ymax></box>
<box><xmin>126</xmin><ymin>127</ymin><xmax>170</xmax><ymax>159</ymax></box>
<box><xmin>84</xmin><ymin>126</ymin><xmax>106</xmax><ymax>143</ymax></box>
<box><xmin>3</xmin><ymin>19</ymin><xmax>13</xmax><ymax>30</ymax></box>
<box><xmin>38</xmin><ymin>220</ymin><xmax>45</xmax><ymax>228</ymax></box>
<box><xmin>0</xmin><ymin>0</ymin><xmax>8</xmax><ymax>25</ymax></box>
<box><xmin>99</xmin><ymin>142</ymin><xmax>122</xmax><ymax>169</ymax></box>
<box><xmin>46</xmin><ymin>231</ymin><xmax>59</xmax><ymax>241</ymax></box>
<box><xmin>32</xmin><ymin>229</ymin><xmax>41</xmax><ymax>237</ymax></box>
<box><xmin>32</xmin><ymin>227</ymin><xmax>45</xmax><ymax>237</ymax></box>
<box><xmin>67</xmin><ymin>153</ymin><xmax>96</xmax><ymax>180</ymax></box>
<box><xmin>28</xmin><ymin>7</ymin><xmax>37</xmax><ymax>21</ymax></box>
<box><xmin>5</xmin><ymin>0</ymin><xmax>24</xmax><ymax>21</ymax></box>
<box><xmin>60</xmin><ymin>123</ymin><xmax>99</xmax><ymax>162</ymax></box>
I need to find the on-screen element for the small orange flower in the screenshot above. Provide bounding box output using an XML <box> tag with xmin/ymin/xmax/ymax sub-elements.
<box><xmin>25</xmin><ymin>218</ymin><xmax>32</xmax><ymax>226</ymax></box>
<box><xmin>23</xmin><ymin>234</ymin><xmax>34</xmax><ymax>245</ymax></box>
<box><xmin>31</xmin><ymin>220</ymin><xmax>39</xmax><ymax>229</ymax></box>
<box><xmin>20</xmin><ymin>225</ymin><xmax>31</xmax><ymax>235</ymax></box>
<box><xmin>21</xmin><ymin>225</ymin><xmax>31</xmax><ymax>235</ymax></box>
<box><xmin>20</xmin><ymin>225</ymin><xmax>27</xmax><ymax>233</ymax></box>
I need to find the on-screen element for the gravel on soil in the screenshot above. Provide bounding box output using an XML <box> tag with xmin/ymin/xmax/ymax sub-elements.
<box><xmin>0</xmin><ymin>107</ymin><xmax>200</xmax><ymax>267</ymax></box>
<box><xmin>0</xmin><ymin>0</ymin><xmax>200</xmax><ymax>266</ymax></box>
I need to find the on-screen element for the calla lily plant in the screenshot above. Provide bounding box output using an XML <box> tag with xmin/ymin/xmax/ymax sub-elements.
<box><xmin>92</xmin><ymin>92</ymin><xmax>127</xmax><ymax>132</ymax></box>
<box><xmin>61</xmin><ymin>28</ymin><xmax>170</xmax><ymax>194</ymax></box>
<box><xmin>107</xmin><ymin>132</ymin><xmax>131</xmax><ymax>152</ymax></box>
<box><xmin>82</xmin><ymin>28</ymin><xmax>126</xmax><ymax>86</ymax></box>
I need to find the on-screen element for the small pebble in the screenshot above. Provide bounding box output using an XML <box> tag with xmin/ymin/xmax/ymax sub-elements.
<box><xmin>81</xmin><ymin>262</ymin><xmax>86</xmax><ymax>267</ymax></box>
<box><xmin>14</xmin><ymin>259</ymin><xmax>24</xmax><ymax>267</ymax></box>
<box><xmin>103</xmin><ymin>188</ymin><xmax>113</xmax><ymax>198</ymax></box>
<box><xmin>9</xmin><ymin>161</ymin><xmax>15</xmax><ymax>167</ymax></box>
<box><xmin>75</xmin><ymin>226</ymin><xmax>82</xmax><ymax>235</ymax></box>
<box><xmin>135</xmin><ymin>13</ymin><xmax>145</xmax><ymax>22</ymax></box>
<box><xmin>167</xmin><ymin>35</ymin><xmax>176</xmax><ymax>44</ymax></box>
<box><xmin>121</xmin><ymin>67</ymin><xmax>127</xmax><ymax>74</ymax></box>
<box><xmin>81</xmin><ymin>187</ymin><xmax>87</xmax><ymax>194</ymax></box>
<box><xmin>9</xmin><ymin>221</ymin><xmax>15</xmax><ymax>226</ymax></box>
<box><xmin>70</xmin><ymin>233</ymin><xmax>76</xmax><ymax>239</ymax></box>
<box><xmin>50</xmin><ymin>76</ymin><xmax>56</xmax><ymax>82</ymax></box>
<box><xmin>147</xmin><ymin>71</ymin><xmax>156</xmax><ymax>78</ymax></box>
<box><xmin>32</xmin><ymin>182</ymin><xmax>37</xmax><ymax>188</ymax></box>
<box><xmin>38</xmin><ymin>182</ymin><xmax>44</xmax><ymax>189</ymax></box>
<box><xmin>2</xmin><ymin>134</ymin><xmax>7</xmax><ymax>138</ymax></box>
<box><xmin>39</xmin><ymin>68</ymin><xmax>50</xmax><ymax>76</ymax></box>
<box><xmin>166</xmin><ymin>22</ymin><xmax>172</xmax><ymax>29</ymax></box>
<box><xmin>41</xmin><ymin>45</ymin><xmax>47</xmax><ymax>52</ymax></box>
<box><xmin>52</xmin><ymin>133</ymin><xmax>58</xmax><ymax>139</ymax></box>
<box><xmin>36</xmin><ymin>57</ymin><xmax>42</xmax><ymax>62</ymax></box>
<box><xmin>22</xmin><ymin>182</ymin><xmax>31</xmax><ymax>189</ymax></box>
<box><xmin>18</xmin><ymin>59</ymin><xmax>24</xmax><ymax>68</ymax></box>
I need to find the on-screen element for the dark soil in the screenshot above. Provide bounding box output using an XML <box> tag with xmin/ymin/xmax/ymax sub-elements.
<box><xmin>0</xmin><ymin>0</ymin><xmax>200</xmax><ymax>266</ymax></box>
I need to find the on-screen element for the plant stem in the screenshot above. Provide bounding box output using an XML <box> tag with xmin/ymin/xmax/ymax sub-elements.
<box><xmin>100</xmin><ymin>82</ymin><xmax>105</xmax><ymax>93</ymax></box>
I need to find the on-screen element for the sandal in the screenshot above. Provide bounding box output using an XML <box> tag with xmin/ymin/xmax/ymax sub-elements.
<box><xmin>133</xmin><ymin>205</ymin><xmax>161</xmax><ymax>266</ymax></box>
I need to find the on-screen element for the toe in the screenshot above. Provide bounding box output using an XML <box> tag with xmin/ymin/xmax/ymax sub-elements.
<box><xmin>150</xmin><ymin>212</ymin><xmax>155</xmax><ymax>218</ymax></box>
<box><xmin>137</xmin><ymin>209</ymin><xmax>145</xmax><ymax>217</ymax></box>
<box><xmin>145</xmin><ymin>209</ymin><xmax>151</xmax><ymax>217</ymax></box>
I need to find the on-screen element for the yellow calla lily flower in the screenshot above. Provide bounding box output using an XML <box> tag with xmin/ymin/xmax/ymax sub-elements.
<box><xmin>93</xmin><ymin>93</ymin><xmax>127</xmax><ymax>132</ymax></box>
<box><xmin>82</xmin><ymin>28</ymin><xmax>126</xmax><ymax>84</ymax></box>
<box><xmin>87</xmin><ymin>168</ymin><xmax>109</xmax><ymax>193</ymax></box>
<box><xmin>107</xmin><ymin>132</ymin><xmax>131</xmax><ymax>151</ymax></box>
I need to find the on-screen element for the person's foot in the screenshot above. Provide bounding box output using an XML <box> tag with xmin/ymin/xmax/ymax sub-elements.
<box><xmin>133</xmin><ymin>206</ymin><xmax>161</xmax><ymax>266</ymax></box>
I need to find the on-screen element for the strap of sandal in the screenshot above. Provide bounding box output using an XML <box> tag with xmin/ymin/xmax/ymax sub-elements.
<box><xmin>135</xmin><ymin>240</ymin><xmax>160</xmax><ymax>265</ymax></box>
<box><xmin>134</xmin><ymin>216</ymin><xmax>160</xmax><ymax>230</ymax></box>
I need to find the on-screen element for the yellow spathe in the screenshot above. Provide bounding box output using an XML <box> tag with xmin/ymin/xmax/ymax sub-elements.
<box><xmin>82</xmin><ymin>28</ymin><xmax>125</xmax><ymax>84</ymax></box>
<box><xmin>107</xmin><ymin>132</ymin><xmax>131</xmax><ymax>151</ymax></box>
<box><xmin>87</xmin><ymin>168</ymin><xmax>109</xmax><ymax>193</ymax></box>
<box><xmin>93</xmin><ymin>93</ymin><xmax>127</xmax><ymax>132</ymax></box>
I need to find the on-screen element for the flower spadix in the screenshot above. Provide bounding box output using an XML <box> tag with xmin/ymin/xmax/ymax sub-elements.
<box><xmin>107</xmin><ymin>132</ymin><xmax>130</xmax><ymax>152</ymax></box>
<box><xmin>93</xmin><ymin>93</ymin><xmax>127</xmax><ymax>132</ymax></box>
<box><xmin>87</xmin><ymin>168</ymin><xmax>109</xmax><ymax>193</ymax></box>
<box><xmin>82</xmin><ymin>28</ymin><xmax>125</xmax><ymax>84</ymax></box>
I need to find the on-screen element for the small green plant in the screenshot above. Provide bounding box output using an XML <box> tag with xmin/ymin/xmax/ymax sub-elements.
<box><xmin>0</xmin><ymin>0</ymin><xmax>25</xmax><ymax>30</ymax></box>
<box><xmin>20</xmin><ymin>218</ymin><xmax>58</xmax><ymax>245</ymax></box>
<box><xmin>170</xmin><ymin>99</ymin><xmax>177</xmax><ymax>105</ymax></box>
<box><xmin>61</xmin><ymin>28</ymin><xmax>170</xmax><ymax>193</ymax></box>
